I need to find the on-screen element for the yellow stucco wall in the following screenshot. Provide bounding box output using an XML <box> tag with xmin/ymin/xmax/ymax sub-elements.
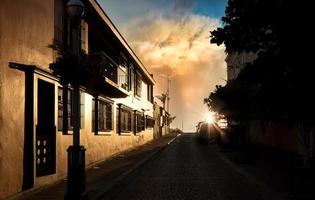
<box><xmin>0</xmin><ymin>0</ymin><xmax>54</xmax><ymax>198</ymax></box>
<box><xmin>33</xmin><ymin>79</ymin><xmax>154</xmax><ymax>188</ymax></box>
<box><xmin>153</xmin><ymin>103</ymin><xmax>162</xmax><ymax>139</ymax></box>
<box><xmin>0</xmin><ymin>0</ymin><xmax>154</xmax><ymax>198</ymax></box>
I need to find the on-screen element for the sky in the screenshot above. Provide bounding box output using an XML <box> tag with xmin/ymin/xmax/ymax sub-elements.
<box><xmin>99</xmin><ymin>0</ymin><xmax>227</xmax><ymax>131</ymax></box>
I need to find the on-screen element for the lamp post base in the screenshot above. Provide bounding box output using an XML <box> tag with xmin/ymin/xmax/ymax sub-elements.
<box><xmin>65</xmin><ymin>145</ymin><xmax>87</xmax><ymax>200</ymax></box>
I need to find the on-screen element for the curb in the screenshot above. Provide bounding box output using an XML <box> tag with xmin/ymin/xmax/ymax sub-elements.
<box><xmin>214</xmin><ymin>147</ymin><xmax>285</xmax><ymax>200</ymax></box>
<box><xmin>94</xmin><ymin>134</ymin><xmax>180</xmax><ymax>200</ymax></box>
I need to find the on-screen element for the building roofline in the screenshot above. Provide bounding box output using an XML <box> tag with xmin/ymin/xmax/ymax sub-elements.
<box><xmin>86</xmin><ymin>0</ymin><xmax>156</xmax><ymax>84</ymax></box>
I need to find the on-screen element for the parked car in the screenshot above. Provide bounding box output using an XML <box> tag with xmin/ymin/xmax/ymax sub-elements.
<box><xmin>196</xmin><ymin>122</ymin><xmax>219</xmax><ymax>144</ymax></box>
<box><xmin>217</xmin><ymin>119</ymin><xmax>228</xmax><ymax>129</ymax></box>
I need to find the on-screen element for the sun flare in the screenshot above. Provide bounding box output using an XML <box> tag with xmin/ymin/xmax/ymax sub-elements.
<box><xmin>206</xmin><ymin>115</ymin><xmax>214</xmax><ymax>124</ymax></box>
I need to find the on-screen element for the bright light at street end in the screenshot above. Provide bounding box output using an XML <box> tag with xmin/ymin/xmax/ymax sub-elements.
<box><xmin>206</xmin><ymin>115</ymin><xmax>214</xmax><ymax>124</ymax></box>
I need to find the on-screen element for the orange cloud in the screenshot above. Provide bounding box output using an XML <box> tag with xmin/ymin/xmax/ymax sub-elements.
<box><xmin>120</xmin><ymin>11</ymin><xmax>226</xmax><ymax>131</ymax></box>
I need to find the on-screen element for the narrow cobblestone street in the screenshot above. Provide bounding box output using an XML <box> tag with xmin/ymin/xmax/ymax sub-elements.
<box><xmin>102</xmin><ymin>133</ymin><xmax>269</xmax><ymax>200</ymax></box>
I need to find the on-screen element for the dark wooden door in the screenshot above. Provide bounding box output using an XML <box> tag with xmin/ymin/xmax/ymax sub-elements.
<box><xmin>36</xmin><ymin>79</ymin><xmax>56</xmax><ymax>177</ymax></box>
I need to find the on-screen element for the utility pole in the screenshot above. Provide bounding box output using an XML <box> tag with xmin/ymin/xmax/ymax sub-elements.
<box><xmin>166</xmin><ymin>75</ymin><xmax>171</xmax><ymax>113</ymax></box>
<box><xmin>158</xmin><ymin>74</ymin><xmax>171</xmax><ymax>113</ymax></box>
<box><xmin>182</xmin><ymin>120</ymin><xmax>183</xmax><ymax>133</ymax></box>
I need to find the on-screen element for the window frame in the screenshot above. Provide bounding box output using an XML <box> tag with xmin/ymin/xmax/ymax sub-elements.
<box><xmin>117</xmin><ymin>105</ymin><xmax>133</xmax><ymax>134</ymax></box>
<box><xmin>147</xmin><ymin>84</ymin><xmax>153</xmax><ymax>103</ymax></box>
<box><xmin>92</xmin><ymin>98</ymin><xmax>113</xmax><ymax>134</ymax></box>
<box><xmin>134</xmin><ymin>111</ymin><xmax>144</xmax><ymax>133</ymax></box>
<box><xmin>135</xmin><ymin>71</ymin><xmax>142</xmax><ymax>97</ymax></box>
<box><xmin>58</xmin><ymin>87</ymin><xmax>85</xmax><ymax>135</ymax></box>
<box><xmin>129</xmin><ymin>63</ymin><xmax>134</xmax><ymax>92</ymax></box>
<box><xmin>146</xmin><ymin>115</ymin><xmax>155</xmax><ymax>129</ymax></box>
<box><xmin>119</xmin><ymin>52</ymin><xmax>128</xmax><ymax>68</ymax></box>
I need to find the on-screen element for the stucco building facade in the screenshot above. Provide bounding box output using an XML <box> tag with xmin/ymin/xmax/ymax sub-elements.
<box><xmin>153</xmin><ymin>102</ymin><xmax>171</xmax><ymax>139</ymax></box>
<box><xmin>0</xmin><ymin>0</ymin><xmax>156</xmax><ymax>199</ymax></box>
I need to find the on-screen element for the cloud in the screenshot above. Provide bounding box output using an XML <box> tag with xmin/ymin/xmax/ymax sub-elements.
<box><xmin>119</xmin><ymin>6</ymin><xmax>226</xmax><ymax>131</ymax></box>
<box><xmin>171</xmin><ymin>0</ymin><xmax>195</xmax><ymax>19</ymax></box>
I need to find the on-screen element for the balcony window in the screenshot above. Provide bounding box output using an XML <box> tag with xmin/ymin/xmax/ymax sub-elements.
<box><xmin>135</xmin><ymin>71</ymin><xmax>142</xmax><ymax>97</ymax></box>
<box><xmin>119</xmin><ymin>53</ymin><xmax>128</xmax><ymax>68</ymax></box>
<box><xmin>118</xmin><ymin>67</ymin><xmax>128</xmax><ymax>90</ymax></box>
<box><xmin>101</xmin><ymin>53</ymin><xmax>117</xmax><ymax>83</ymax></box>
<box><xmin>129</xmin><ymin>64</ymin><xmax>134</xmax><ymax>91</ymax></box>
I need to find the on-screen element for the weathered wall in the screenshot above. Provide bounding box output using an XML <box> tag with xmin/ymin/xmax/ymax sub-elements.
<box><xmin>0</xmin><ymin>0</ymin><xmax>54</xmax><ymax>198</ymax></box>
<box><xmin>162</xmin><ymin>125</ymin><xmax>170</xmax><ymax>136</ymax></box>
<box><xmin>153</xmin><ymin>103</ymin><xmax>162</xmax><ymax>139</ymax></box>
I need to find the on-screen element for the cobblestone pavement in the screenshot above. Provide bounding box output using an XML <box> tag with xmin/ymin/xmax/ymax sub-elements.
<box><xmin>11</xmin><ymin>133</ymin><xmax>178</xmax><ymax>200</ymax></box>
<box><xmin>102</xmin><ymin>133</ymin><xmax>268</xmax><ymax>200</ymax></box>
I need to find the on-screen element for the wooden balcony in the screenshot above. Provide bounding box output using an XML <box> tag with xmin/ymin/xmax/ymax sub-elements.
<box><xmin>93</xmin><ymin>52</ymin><xmax>129</xmax><ymax>98</ymax></box>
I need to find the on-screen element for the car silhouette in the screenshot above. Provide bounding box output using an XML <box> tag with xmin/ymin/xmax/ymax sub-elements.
<box><xmin>195</xmin><ymin>121</ymin><xmax>219</xmax><ymax>144</ymax></box>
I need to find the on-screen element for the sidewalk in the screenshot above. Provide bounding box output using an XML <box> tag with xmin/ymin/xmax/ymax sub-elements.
<box><xmin>215</xmin><ymin>144</ymin><xmax>315</xmax><ymax>200</ymax></box>
<box><xmin>10</xmin><ymin>133</ymin><xmax>178</xmax><ymax>200</ymax></box>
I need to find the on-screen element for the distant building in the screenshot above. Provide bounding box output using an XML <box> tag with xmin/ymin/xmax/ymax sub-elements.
<box><xmin>0</xmin><ymin>0</ymin><xmax>156</xmax><ymax>198</ymax></box>
<box><xmin>153</xmin><ymin>102</ymin><xmax>171</xmax><ymax>139</ymax></box>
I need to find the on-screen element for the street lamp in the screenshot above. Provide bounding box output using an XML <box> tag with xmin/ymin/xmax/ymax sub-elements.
<box><xmin>66</xmin><ymin>0</ymin><xmax>84</xmax><ymax>18</ymax></box>
<box><xmin>66</xmin><ymin>0</ymin><xmax>85</xmax><ymax>55</ymax></box>
<box><xmin>65</xmin><ymin>1</ymin><xmax>86</xmax><ymax>200</ymax></box>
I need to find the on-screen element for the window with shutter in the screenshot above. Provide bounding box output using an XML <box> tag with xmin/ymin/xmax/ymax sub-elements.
<box><xmin>92</xmin><ymin>99</ymin><xmax>113</xmax><ymax>133</ymax></box>
<box><xmin>58</xmin><ymin>87</ymin><xmax>85</xmax><ymax>133</ymax></box>
<box><xmin>135</xmin><ymin>71</ymin><xmax>142</xmax><ymax>97</ymax></box>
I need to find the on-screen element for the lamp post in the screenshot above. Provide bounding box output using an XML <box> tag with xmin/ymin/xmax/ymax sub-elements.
<box><xmin>65</xmin><ymin>1</ymin><xmax>86</xmax><ymax>199</ymax></box>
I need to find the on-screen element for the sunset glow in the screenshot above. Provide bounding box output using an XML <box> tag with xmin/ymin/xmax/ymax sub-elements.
<box><xmin>206</xmin><ymin>115</ymin><xmax>214</xmax><ymax>124</ymax></box>
<box><xmin>101</xmin><ymin>0</ymin><xmax>227</xmax><ymax>131</ymax></box>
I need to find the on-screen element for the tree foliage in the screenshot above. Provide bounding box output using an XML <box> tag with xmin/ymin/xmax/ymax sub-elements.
<box><xmin>49</xmin><ymin>45</ymin><xmax>88</xmax><ymax>85</ymax></box>
<box><xmin>49</xmin><ymin>45</ymin><xmax>112</xmax><ymax>96</ymax></box>
<box><xmin>206</xmin><ymin>0</ymin><xmax>315</xmax><ymax>126</ymax></box>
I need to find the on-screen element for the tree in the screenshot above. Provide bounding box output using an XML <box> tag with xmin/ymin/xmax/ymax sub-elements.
<box><xmin>206</xmin><ymin>0</ymin><xmax>315</xmax><ymax>167</ymax></box>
